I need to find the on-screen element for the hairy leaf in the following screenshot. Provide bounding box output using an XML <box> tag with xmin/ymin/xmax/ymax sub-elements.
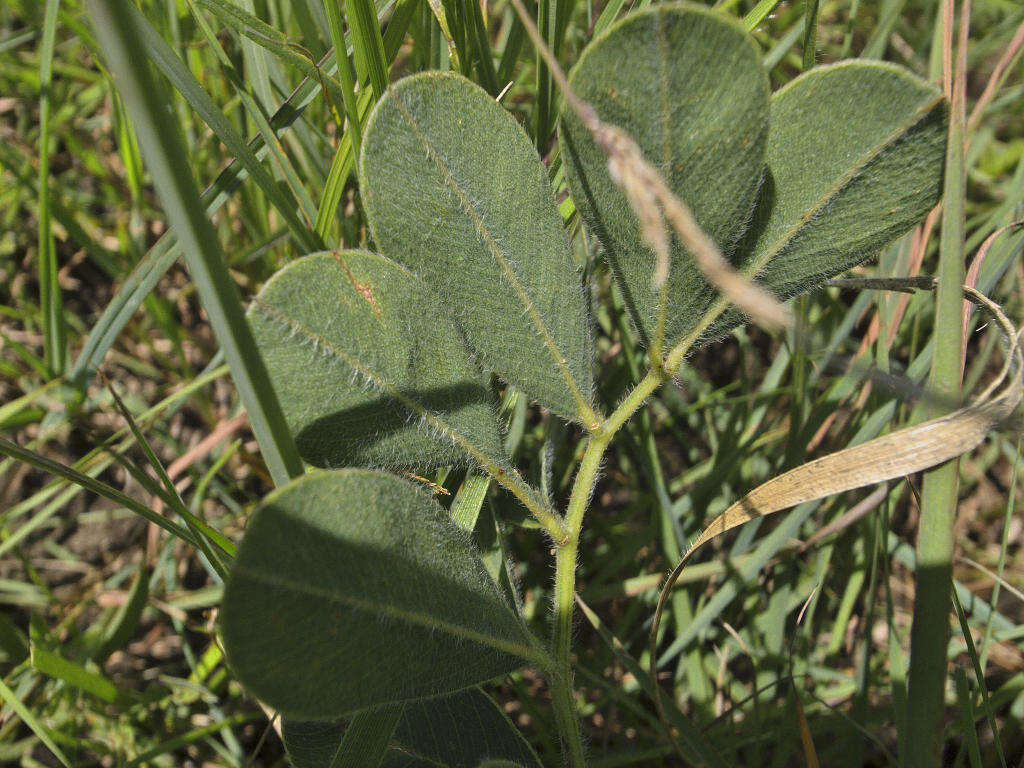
<box><xmin>360</xmin><ymin>72</ymin><xmax>595</xmax><ymax>424</ymax></box>
<box><xmin>737</xmin><ymin>60</ymin><xmax>947</xmax><ymax>304</ymax></box>
<box><xmin>282</xmin><ymin>688</ymin><xmax>541</xmax><ymax>768</ymax></box>
<box><xmin>281</xmin><ymin>718</ymin><xmax>347</xmax><ymax>768</ymax></box>
<box><xmin>248</xmin><ymin>251</ymin><xmax>506</xmax><ymax>472</ymax></box>
<box><xmin>560</xmin><ymin>3</ymin><xmax>769</xmax><ymax>347</ymax></box>
<box><xmin>283</xmin><ymin>705</ymin><xmax>402</xmax><ymax>768</ymax></box>
<box><xmin>220</xmin><ymin>470</ymin><xmax>545</xmax><ymax>718</ymax></box>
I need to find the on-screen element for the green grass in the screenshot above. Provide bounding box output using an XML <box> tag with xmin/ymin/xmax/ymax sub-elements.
<box><xmin>906</xmin><ymin>3</ymin><xmax>971</xmax><ymax>764</ymax></box>
<box><xmin>0</xmin><ymin>0</ymin><xmax>1022</xmax><ymax>765</ymax></box>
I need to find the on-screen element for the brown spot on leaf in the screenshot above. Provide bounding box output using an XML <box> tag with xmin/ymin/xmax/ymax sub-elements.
<box><xmin>334</xmin><ymin>252</ymin><xmax>383</xmax><ymax>320</ymax></box>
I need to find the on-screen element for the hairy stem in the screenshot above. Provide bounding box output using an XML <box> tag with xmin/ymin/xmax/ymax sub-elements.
<box><xmin>548</xmin><ymin>290</ymin><xmax>734</xmax><ymax>764</ymax></box>
<box><xmin>551</xmin><ymin>538</ymin><xmax>584</xmax><ymax>765</ymax></box>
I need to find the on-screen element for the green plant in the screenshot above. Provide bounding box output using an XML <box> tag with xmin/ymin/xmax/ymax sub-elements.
<box><xmin>10</xmin><ymin>0</ymin><xmax>1024</xmax><ymax>764</ymax></box>
<box><xmin>207</xmin><ymin>5</ymin><xmax>948</xmax><ymax>765</ymax></box>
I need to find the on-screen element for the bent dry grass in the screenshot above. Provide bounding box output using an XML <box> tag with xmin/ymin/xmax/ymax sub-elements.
<box><xmin>0</xmin><ymin>0</ymin><xmax>1023</xmax><ymax>766</ymax></box>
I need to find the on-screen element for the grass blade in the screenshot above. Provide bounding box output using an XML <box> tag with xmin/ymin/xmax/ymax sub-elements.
<box><xmin>0</xmin><ymin>436</ymin><xmax>199</xmax><ymax>546</ymax></box>
<box><xmin>743</xmin><ymin>0</ymin><xmax>784</xmax><ymax>31</ymax></box>
<box><xmin>861</xmin><ymin>0</ymin><xmax>909</xmax><ymax>59</ymax></box>
<box><xmin>464</xmin><ymin>0</ymin><xmax>500</xmax><ymax>95</ymax></box>
<box><xmin>93</xmin><ymin>563</ymin><xmax>150</xmax><ymax>663</ymax></box>
<box><xmin>348</xmin><ymin>0</ymin><xmax>390</xmax><ymax>100</ymax></box>
<box><xmin>192</xmin><ymin>0</ymin><xmax>345</xmax><ymax>102</ymax></box>
<box><xmin>103</xmin><ymin>376</ymin><xmax>234</xmax><ymax>576</ymax></box>
<box><xmin>951</xmin><ymin>588</ymin><xmax>1007</xmax><ymax>768</ymax></box>
<box><xmin>123</xmin><ymin>713</ymin><xmax>254</xmax><ymax>767</ymax></box>
<box><xmin>801</xmin><ymin>0</ymin><xmax>820</xmax><ymax>69</ymax></box>
<box><xmin>70</xmin><ymin>1</ymin><xmax>399</xmax><ymax>387</ymax></box>
<box><xmin>0</xmin><ymin>677</ymin><xmax>72</xmax><ymax>768</ymax></box>
<box><xmin>324</xmin><ymin>0</ymin><xmax>364</xmax><ymax>157</ymax></box>
<box><xmin>905</xmin><ymin>2</ymin><xmax>970</xmax><ymax>764</ymax></box>
<box><xmin>315</xmin><ymin>0</ymin><xmax>416</xmax><ymax>238</ymax></box>
<box><xmin>450</xmin><ymin>470</ymin><xmax>492</xmax><ymax>532</ymax></box>
<box><xmin>127</xmin><ymin>1</ymin><xmax>322</xmax><ymax>252</ymax></box>
<box><xmin>85</xmin><ymin>0</ymin><xmax>304</xmax><ymax>487</ymax></box>
<box><xmin>592</xmin><ymin>0</ymin><xmax>627</xmax><ymax>36</ymax></box>
<box><xmin>31</xmin><ymin>646</ymin><xmax>128</xmax><ymax>704</ymax></box>
<box><xmin>37</xmin><ymin>0</ymin><xmax>65</xmax><ymax>375</ymax></box>
<box><xmin>330</xmin><ymin>704</ymin><xmax>403</xmax><ymax>767</ymax></box>
<box><xmin>183</xmin><ymin>1</ymin><xmax>323</xmax><ymax>227</ymax></box>
<box><xmin>576</xmin><ymin>596</ymin><xmax>728</xmax><ymax>768</ymax></box>
<box><xmin>313</xmin><ymin>96</ymin><xmax>366</xmax><ymax>239</ymax></box>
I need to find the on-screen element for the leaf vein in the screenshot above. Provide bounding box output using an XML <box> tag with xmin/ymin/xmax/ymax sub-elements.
<box><xmin>388</xmin><ymin>88</ymin><xmax>593</xmax><ymax>422</ymax></box>
<box><xmin>232</xmin><ymin>563</ymin><xmax>543</xmax><ymax>664</ymax></box>
<box><xmin>251</xmin><ymin>298</ymin><xmax>555</xmax><ymax>524</ymax></box>
<box><xmin>751</xmin><ymin>92</ymin><xmax>945</xmax><ymax>275</ymax></box>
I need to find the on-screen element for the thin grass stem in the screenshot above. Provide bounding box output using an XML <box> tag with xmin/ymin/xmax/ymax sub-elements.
<box><xmin>904</xmin><ymin>1</ymin><xmax>970</xmax><ymax>764</ymax></box>
<box><xmin>86</xmin><ymin>0</ymin><xmax>304</xmax><ymax>487</ymax></box>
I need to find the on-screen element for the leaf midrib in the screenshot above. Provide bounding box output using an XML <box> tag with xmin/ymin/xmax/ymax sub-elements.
<box><xmin>751</xmin><ymin>91</ymin><xmax>945</xmax><ymax>275</ymax></box>
<box><xmin>232</xmin><ymin>562</ymin><xmax>542</xmax><ymax>664</ymax></box>
<box><xmin>252</xmin><ymin>298</ymin><xmax>484</xmax><ymax>456</ymax></box>
<box><xmin>387</xmin><ymin>87</ymin><xmax>592</xmax><ymax>421</ymax></box>
<box><xmin>251</xmin><ymin>298</ymin><xmax>552</xmax><ymax>519</ymax></box>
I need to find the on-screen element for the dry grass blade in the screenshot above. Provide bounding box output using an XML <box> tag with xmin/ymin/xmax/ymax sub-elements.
<box><xmin>648</xmin><ymin>281</ymin><xmax>1023</xmax><ymax>747</ymax></box>
<box><xmin>506</xmin><ymin>0</ymin><xmax>791</xmax><ymax>340</ymax></box>
<box><xmin>795</xmin><ymin>696</ymin><xmax>821</xmax><ymax>768</ymax></box>
<box><xmin>796</xmin><ymin>483</ymin><xmax>890</xmax><ymax>553</ymax></box>
<box><xmin>598</xmin><ymin>125</ymin><xmax>792</xmax><ymax>334</ymax></box>
<box><xmin>966</xmin><ymin>15</ymin><xmax>1024</xmax><ymax>132</ymax></box>
<box><xmin>962</xmin><ymin>222</ymin><xmax>1023</xmax><ymax>368</ymax></box>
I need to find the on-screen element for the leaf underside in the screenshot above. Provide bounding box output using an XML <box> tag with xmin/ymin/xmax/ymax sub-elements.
<box><xmin>739</xmin><ymin>60</ymin><xmax>948</xmax><ymax>299</ymax></box>
<box><xmin>561</xmin><ymin>2</ymin><xmax>947</xmax><ymax>346</ymax></box>
<box><xmin>248</xmin><ymin>250</ymin><xmax>508</xmax><ymax>472</ymax></box>
<box><xmin>707</xmin><ymin>61</ymin><xmax>947</xmax><ymax>335</ymax></box>
<box><xmin>282</xmin><ymin>688</ymin><xmax>541</xmax><ymax>768</ymax></box>
<box><xmin>360</xmin><ymin>71</ymin><xmax>595</xmax><ymax>423</ymax></box>
<box><xmin>560</xmin><ymin>2</ymin><xmax>770</xmax><ymax>348</ymax></box>
<box><xmin>220</xmin><ymin>470</ymin><xmax>536</xmax><ymax>719</ymax></box>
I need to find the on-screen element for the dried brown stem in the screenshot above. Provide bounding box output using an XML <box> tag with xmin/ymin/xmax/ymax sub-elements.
<box><xmin>506</xmin><ymin>0</ymin><xmax>791</xmax><ymax>339</ymax></box>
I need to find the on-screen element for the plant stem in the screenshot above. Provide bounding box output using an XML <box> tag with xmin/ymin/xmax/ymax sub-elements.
<box><xmin>904</xmin><ymin>1</ymin><xmax>968</xmax><ymax>765</ymax></box>
<box><xmin>549</xmin><ymin>294</ymin><xmax>731</xmax><ymax>764</ymax></box>
<box><xmin>548</xmin><ymin>433</ymin><xmax>605</xmax><ymax>764</ymax></box>
<box><xmin>551</xmin><ymin>537</ymin><xmax>585</xmax><ymax>765</ymax></box>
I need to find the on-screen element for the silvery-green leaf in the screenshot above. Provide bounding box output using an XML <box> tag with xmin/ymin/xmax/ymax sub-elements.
<box><xmin>560</xmin><ymin>2</ymin><xmax>769</xmax><ymax>348</ymax></box>
<box><xmin>737</xmin><ymin>60</ymin><xmax>947</xmax><ymax>300</ymax></box>
<box><xmin>360</xmin><ymin>72</ymin><xmax>595</xmax><ymax>424</ymax></box>
<box><xmin>221</xmin><ymin>470</ymin><xmax>545</xmax><ymax>719</ymax></box>
<box><xmin>282</xmin><ymin>688</ymin><xmax>541</xmax><ymax>768</ymax></box>
<box><xmin>248</xmin><ymin>251</ymin><xmax>506</xmax><ymax>472</ymax></box>
<box><xmin>281</xmin><ymin>719</ymin><xmax>348</xmax><ymax>768</ymax></box>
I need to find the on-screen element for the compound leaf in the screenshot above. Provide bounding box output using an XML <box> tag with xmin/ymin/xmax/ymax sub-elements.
<box><xmin>560</xmin><ymin>2</ymin><xmax>769</xmax><ymax>348</ymax></box>
<box><xmin>360</xmin><ymin>72</ymin><xmax>595</xmax><ymax>424</ymax></box>
<box><xmin>221</xmin><ymin>470</ymin><xmax>545</xmax><ymax>719</ymax></box>
<box><xmin>248</xmin><ymin>251</ymin><xmax>506</xmax><ymax>472</ymax></box>
<box><xmin>736</xmin><ymin>60</ymin><xmax>947</xmax><ymax>305</ymax></box>
<box><xmin>282</xmin><ymin>688</ymin><xmax>541</xmax><ymax>768</ymax></box>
